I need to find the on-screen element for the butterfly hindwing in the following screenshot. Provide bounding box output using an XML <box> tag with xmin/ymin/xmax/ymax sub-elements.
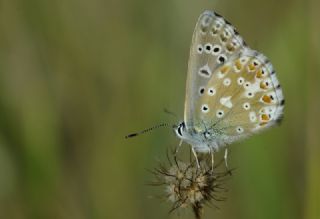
<box><xmin>184</xmin><ymin>11</ymin><xmax>246</xmax><ymax>131</ymax></box>
<box><xmin>196</xmin><ymin>49</ymin><xmax>284</xmax><ymax>144</ymax></box>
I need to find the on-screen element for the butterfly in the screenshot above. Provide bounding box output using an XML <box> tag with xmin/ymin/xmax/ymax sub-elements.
<box><xmin>173</xmin><ymin>10</ymin><xmax>285</xmax><ymax>167</ymax></box>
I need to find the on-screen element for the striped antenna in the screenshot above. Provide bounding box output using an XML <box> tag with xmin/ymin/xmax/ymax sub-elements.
<box><xmin>125</xmin><ymin>123</ymin><xmax>169</xmax><ymax>139</ymax></box>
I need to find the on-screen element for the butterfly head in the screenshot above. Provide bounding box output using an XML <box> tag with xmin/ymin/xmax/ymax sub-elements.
<box><xmin>174</xmin><ymin>121</ymin><xmax>187</xmax><ymax>139</ymax></box>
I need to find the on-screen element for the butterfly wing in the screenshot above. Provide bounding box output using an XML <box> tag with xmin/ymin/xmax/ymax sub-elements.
<box><xmin>184</xmin><ymin>10</ymin><xmax>284</xmax><ymax>148</ymax></box>
<box><xmin>196</xmin><ymin>49</ymin><xmax>284</xmax><ymax>146</ymax></box>
<box><xmin>184</xmin><ymin>11</ymin><xmax>246</xmax><ymax>131</ymax></box>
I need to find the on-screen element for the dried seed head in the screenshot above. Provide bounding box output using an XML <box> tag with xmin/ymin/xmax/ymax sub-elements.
<box><xmin>151</xmin><ymin>155</ymin><xmax>232</xmax><ymax>219</ymax></box>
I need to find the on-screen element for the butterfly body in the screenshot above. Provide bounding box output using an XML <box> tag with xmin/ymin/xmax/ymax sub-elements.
<box><xmin>175</xmin><ymin>121</ymin><xmax>221</xmax><ymax>153</ymax></box>
<box><xmin>175</xmin><ymin>11</ymin><xmax>285</xmax><ymax>154</ymax></box>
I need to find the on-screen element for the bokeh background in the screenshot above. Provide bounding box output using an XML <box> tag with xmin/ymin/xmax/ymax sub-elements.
<box><xmin>0</xmin><ymin>0</ymin><xmax>319</xmax><ymax>218</ymax></box>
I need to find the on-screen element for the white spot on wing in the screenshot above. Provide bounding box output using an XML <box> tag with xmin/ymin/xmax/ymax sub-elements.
<box><xmin>217</xmin><ymin>71</ymin><xmax>225</xmax><ymax>79</ymax></box>
<box><xmin>223</xmin><ymin>78</ymin><xmax>231</xmax><ymax>86</ymax></box>
<box><xmin>249</xmin><ymin>111</ymin><xmax>257</xmax><ymax>122</ymax></box>
<box><xmin>220</xmin><ymin>96</ymin><xmax>233</xmax><ymax>108</ymax></box>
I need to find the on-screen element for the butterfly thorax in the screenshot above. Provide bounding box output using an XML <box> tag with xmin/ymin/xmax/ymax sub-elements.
<box><xmin>174</xmin><ymin>121</ymin><xmax>223</xmax><ymax>153</ymax></box>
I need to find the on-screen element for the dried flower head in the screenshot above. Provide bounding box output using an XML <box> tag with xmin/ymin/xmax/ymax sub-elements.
<box><xmin>150</xmin><ymin>154</ymin><xmax>232</xmax><ymax>219</ymax></box>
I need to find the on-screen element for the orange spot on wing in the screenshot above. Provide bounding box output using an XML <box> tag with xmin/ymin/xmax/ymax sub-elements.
<box><xmin>261</xmin><ymin>114</ymin><xmax>270</xmax><ymax>121</ymax></box>
<box><xmin>248</xmin><ymin>63</ymin><xmax>256</xmax><ymax>71</ymax></box>
<box><xmin>262</xmin><ymin>95</ymin><xmax>272</xmax><ymax>103</ymax></box>
<box><xmin>235</xmin><ymin>60</ymin><xmax>242</xmax><ymax>70</ymax></box>
<box><xmin>226</xmin><ymin>43</ymin><xmax>235</xmax><ymax>52</ymax></box>
<box><xmin>260</xmin><ymin>82</ymin><xmax>267</xmax><ymax>89</ymax></box>
<box><xmin>220</xmin><ymin>66</ymin><xmax>230</xmax><ymax>74</ymax></box>
<box><xmin>256</xmin><ymin>69</ymin><xmax>263</xmax><ymax>78</ymax></box>
<box><xmin>220</xmin><ymin>34</ymin><xmax>227</xmax><ymax>42</ymax></box>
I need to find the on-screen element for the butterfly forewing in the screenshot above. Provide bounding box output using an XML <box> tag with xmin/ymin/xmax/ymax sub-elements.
<box><xmin>184</xmin><ymin>11</ymin><xmax>246</xmax><ymax>131</ymax></box>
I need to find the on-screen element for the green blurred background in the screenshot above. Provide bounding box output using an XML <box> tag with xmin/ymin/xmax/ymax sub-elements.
<box><xmin>0</xmin><ymin>0</ymin><xmax>319</xmax><ymax>218</ymax></box>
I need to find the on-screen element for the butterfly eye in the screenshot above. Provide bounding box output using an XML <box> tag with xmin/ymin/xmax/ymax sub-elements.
<box><xmin>177</xmin><ymin>123</ymin><xmax>184</xmax><ymax>136</ymax></box>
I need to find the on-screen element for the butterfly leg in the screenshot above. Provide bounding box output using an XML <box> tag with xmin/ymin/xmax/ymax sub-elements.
<box><xmin>209</xmin><ymin>147</ymin><xmax>215</xmax><ymax>172</ymax></box>
<box><xmin>224</xmin><ymin>148</ymin><xmax>231</xmax><ymax>174</ymax></box>
<box><xmin>191</xmin><ymin>147</ymin><xmax>200</xmax><ymax>169</ymax></box>
<box><xmin>174</xmin><ymin>140</ymin><xmax>183</xmax><ymax>158</ymax></box>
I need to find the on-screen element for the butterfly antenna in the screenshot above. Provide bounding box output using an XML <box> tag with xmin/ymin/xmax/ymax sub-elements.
<box><xmin>125</xmin><ymin>123</ymin><xmax>169</xmax><ymax>139</ymax></box>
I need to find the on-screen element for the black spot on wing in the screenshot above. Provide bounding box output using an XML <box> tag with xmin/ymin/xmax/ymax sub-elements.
<box><xmin>200</xmin><ymin>69</ymin><xmax>210</xmax><ymax>76</ymax></box>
